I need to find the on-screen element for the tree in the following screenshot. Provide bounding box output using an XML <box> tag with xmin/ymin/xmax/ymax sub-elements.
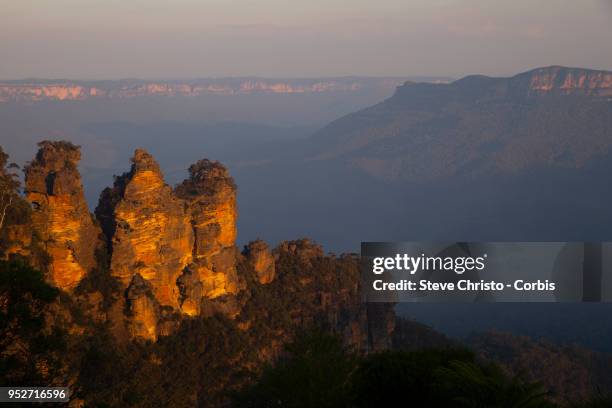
<box><xmin>435</xmin><ymin>360</ymin><xmax>555</xmax><ymax>408</ymax></box>
<box><xmin>0</xmin><ymin>259</ymin><xmax>64</xmax><ymax>386</ymax></box>
<box><xmin>570</xmin><ymin>393</ymin><xmax>612</xmax><ymax>408</ymax></box>
<box><xmin>0</xmin><ymin>147</ymin><xmax>21</xmax><ymax>231</ymax></box>
<box><xmin>350</xmin><ymin>348</ymin><xmax>475</xmax><ymax>407</ymax></box>
<box><xmin>233</xmin><ymin>329</ymin><xmax>358</xmax><ymax>408</ymax></box>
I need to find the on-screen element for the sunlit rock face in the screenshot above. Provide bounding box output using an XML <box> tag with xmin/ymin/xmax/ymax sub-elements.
<box><xmin>523</xmin><ymin>66</ymin><xmax>612</xmax><ymax>96</ymax></box>
<box><xmin>243</xmin><ymin>240</ymin><xmax>275</xmax><ymax>284</ymax></box>
<box><xmin>126</xmin><ymin>273</ymin><xmax>160</xmax><ymax>341</ymax></box>
<box><xmin>96</xmin><ymin>149</ymin><xmax>194</xmax><ymax>309</ymax></box>
<box><xmin>14</xmin><ymin>142</ymin><xmax>391</xmax><ymax>348</ymax></box>
<box><xmin>175</xmin><ymin>159</ymin><xmax>240</xmax><ymax>299</ymax></box>
<box><xmin>0</xmin><ymin>78</ymin><xmax>403</xmax><ymax>103</ymax></box>
<box><xmin>96</xmin><ymin>151</ymin><xmax>242</xmax><ymax>338</ymax></box>
<box><xmin>24</xmin><ymin>141</ymin><xmax>99</xmax><ymax>291</ymax></box>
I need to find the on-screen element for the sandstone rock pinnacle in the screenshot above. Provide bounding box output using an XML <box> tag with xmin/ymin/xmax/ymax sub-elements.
<box><xmin>176</xmin><ymin>159</ymin><xmax>240</xmax><ymax>300</ymax></box>
<box><xmin>96</xmin><ymin>149</ymin><xmax>193</xmax><ymax>309</ymax></box>
<box><xmin>96</xmin><ymin>151</ymin><xmax>242</xmax><ymax>339</ymax></box>
<box><xmin>24</xmin><ymin>141</ymin><xmax>99</xmax><ymax>290</ymax></box>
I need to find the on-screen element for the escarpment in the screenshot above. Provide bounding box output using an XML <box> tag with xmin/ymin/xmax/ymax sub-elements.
<box><xmin>239</xmin><ymin>238</ymin><xmax>393</xmax><ymax>354</ymax></box>
<box><xmin>24</xmin><ymin>141</ymin><xmax>100</xmax><ymax>291</ymax></box>
<box><xmin>521</xmin><ymin>66</ymin><xmax>612</xmax><ymax>96</ymax></box>
<box><xmin>4</xmin><ymin>141</ymin><xmax>394</xmax><ymax>347</ymax></box>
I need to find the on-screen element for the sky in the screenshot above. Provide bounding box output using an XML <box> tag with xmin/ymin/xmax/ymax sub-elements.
<box><xmin>1</xmin><ymin>0</ymin><xmax>612</xmax><ymax>79</ymax></box>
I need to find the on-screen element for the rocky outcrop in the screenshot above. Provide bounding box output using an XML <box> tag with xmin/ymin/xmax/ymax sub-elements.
<box><xmin>96</xmin><ymin>151</ymin><xmax>242</xmax><ymax>339</ymax></box>
<box><xmin>10</xmin><ymin>141</ymin><xmax>396</xmax><ymax>348</ymax></box>
<box><xmin>126</xmin><ymin>273</ymin><xmax>161</xmax><ymax>340</ymax></box>
<box><xmin>176</xmin><ymin>269</ymin><xmax>203</xmax><ymax>316</ymax></box>
<box><xmin>521</xmin><ymin>66</ymin><xmax>612</xmax><ymax>96</ymax></box>
<box><xmin>256</xmin><ymin>241</ymin><xmax>394</xmax><ymax>353</ymax></box>
<box><xmin>96</xmin><ymin>149</ymin><xmax>193</xmax><ymax>310</ymax></box>
<box><xmin>175</xmin><ymin>159</ymin><xmax>241</xmax><ymax>300</ymax></box>
<box><xmin>274</xmin><ymin>238</ymin><xmax>324</xmax><ymax>267</ymax></box>
<box><xmin>24</xmin><ymin>141</ymin><xmax>99</xmax><ymax>291</ymax></box>
<box><xmin>243</xmin><ymin>240</ymin><xmax>275</xmax><ymax>284</ymax></box>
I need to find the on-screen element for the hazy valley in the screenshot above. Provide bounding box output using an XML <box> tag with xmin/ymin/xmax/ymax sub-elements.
<box><xmin>2</xmin><ymin>67</ymin><xmax>612</xmax><ymax>405</ymax></box>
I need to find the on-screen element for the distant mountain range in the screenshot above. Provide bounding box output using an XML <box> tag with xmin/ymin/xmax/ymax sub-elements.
<box><xmin>0</xmin><ymin>76</ymin><xmax>452</xmax><ymax>103</ymax></box>
<box><xmin>309</xmin><ymin>66</ymin><xmax>612</xmax><ymax>181</ymax></box>
<box><xmin>292</xmin><ymin>66</ymin><xmax>612</xmax><ymax>354</ymax></box>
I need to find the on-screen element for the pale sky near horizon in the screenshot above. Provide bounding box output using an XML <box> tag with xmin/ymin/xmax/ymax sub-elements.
<box><xmin>1</xmin><ymin>0</ymin><xmax>611</xmax><ymax>79</ymax></box>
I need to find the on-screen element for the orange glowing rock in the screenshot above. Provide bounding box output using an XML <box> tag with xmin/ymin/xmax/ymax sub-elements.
<box><xmin>97</xmin><ymin>149</ymin><xmax>193</xmax><ymax>309</ymax></box>
<box><xmin>96</xmin><ymin>150</ymin><xmax>242</xmax><ymax>338</ymax></box>
<box><xmin>176</xmin><ymin>158</ymin><xmax>240</xmax><ymax>300</ymax></box>
<box><xmin>24</xmin><ymin>141</ymin><xmax>100</xmax><ymax>291</ymax></box>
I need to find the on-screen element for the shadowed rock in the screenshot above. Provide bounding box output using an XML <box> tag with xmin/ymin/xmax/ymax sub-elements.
<box><xmin>243</xmin><ymin>239</ymin><xmax>275</xmax><ymax>284</ymax></box>
<box><xmin>126</xmin><ymin>273</ymin><xmax>160</xmax><ymax>341</ymax></box>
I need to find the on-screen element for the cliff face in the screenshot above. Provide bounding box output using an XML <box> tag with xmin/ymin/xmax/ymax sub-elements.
<box><xmin>175</xmin><ymin>159</ymin><xmax>240</xmax><ymax>301</ymax></box>
<box><xmin>393</xmin><ymin>66</ymin><xmax>612</xmax><ymax>103</ymax></box>
<box><xmin>97</xmin><ymin>149</ymin><xmax>193</xmax><ymax>310</ymax></box>
<box><xmin>91</xmin><ymin>150</ymin><xmax>393</xmax><ymax>346</ymax></box>
<box><xmin>241</xmin><ymin>238</ymin><xmax>392</xmax><ymax>354</ymax></box>
<box><xmin>24</xmin><ymin>141</ymin><xmax>99</xmax><ymax>291</ymax></box>
<box><xmin>125</xmin><ymin>273</ymin><xmax>162</xmax><ymax>340</ymax></box>
<box><xmin>96</xmin><ymin>152</ymin><xmax>242</xmax><ymax>339</ymax></box>
<box><xmin>520</xmin><ymin>66</ymin><xmax>612</xmax><ymax>97</ymax></box>
<box><xmin>8</xmin><ymin>141</ymin><xmax>394</xmax><ymax>348</ymax></box>
<box><xmin>0</xmin><ymin>78</ymin><xmax>405</xmax><ymax>103</ymax></box>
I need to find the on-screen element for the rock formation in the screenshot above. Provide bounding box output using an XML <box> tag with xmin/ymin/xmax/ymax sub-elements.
<box><xmin>96</xmin><ymin>149</ymin><xmax>193</xmax><ymax>310</ymax></box>
<box><xmin>243</xmin><ymin>240</ymin><xmax>275</xmax><ymax>284</ymax></box>
<box><xmin>274</xmin><ymin>238</ymin><xmax>324</xmax><ymax>266</ymax></box>
<box><xmin>24</xmin><ymin>141</ymin><xmax>99</xmax><ymax>291</ymax></box>
<box><xmin>11</xmin><ymin>141</ymin><xmax>395</xmax><ymax>348</ymax></box>
<box><xmin>260</xmin><ymin>240</ymin><xmax>392</xmax><ymax>353</ymax></box>
<box><xmin>175</xmin><ymin>159</ymin><xmax>241</xmax><ymax>300</ymax></box>
<box><xmin>125</xmin><ymin>273</ymin><xmax>161</xmax><ymax>340</ymax></box>
<box><xmin>96</xmin><ymin>152</ymin><xmax>242</xmax><ymax>339</ymax></box>
<box><xmin>520</xmin><ymin>66</ymin><xmax>612</xmax><ymax>96</ymax></box>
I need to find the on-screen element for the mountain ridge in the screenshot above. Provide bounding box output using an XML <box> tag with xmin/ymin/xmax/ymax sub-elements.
<box><xmin>0</xmin><ymin>77</ymin><xmax>449</xmax><ymax>103</ymax></box>
<box><xmin>400</xmin><ymin>66</ymin><xmax>612</xmax><ymax>98</ymax></box>
<box><xmin>308</xmin><ymin>65</ymin><xmax>612</xmax><ymax>182</ymax></box>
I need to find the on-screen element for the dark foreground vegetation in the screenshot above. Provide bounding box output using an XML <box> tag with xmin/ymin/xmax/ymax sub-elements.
<box><xmin>1</xmin><ymin>259</ymin><xmax>611</xmax><ymax>407</ymax></box>
<box><xmin>235</xmin><ymin>329</ymin><xmax>612</xmax><ymax>408</ymax></box>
